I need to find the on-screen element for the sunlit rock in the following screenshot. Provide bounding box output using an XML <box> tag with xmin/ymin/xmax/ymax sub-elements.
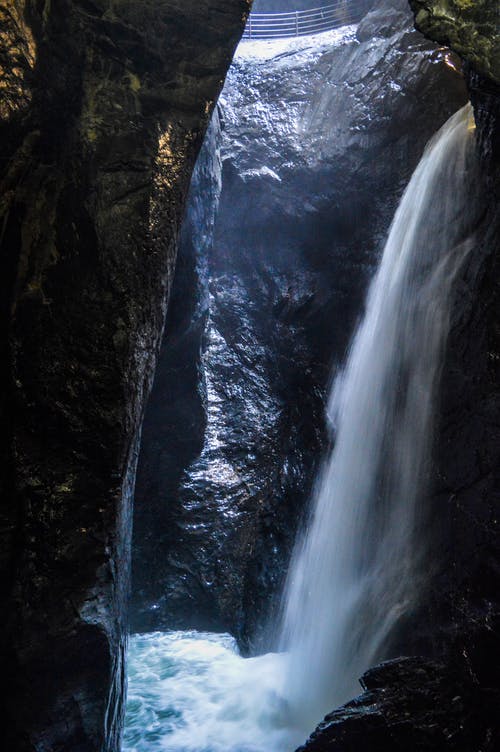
<box><xmin>410</xmin><ymin>0</ymin><xmax>500</xmax><ymax>84</ymax></box>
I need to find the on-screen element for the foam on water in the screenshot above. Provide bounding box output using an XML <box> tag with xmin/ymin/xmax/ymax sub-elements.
<box><xmin>123</xmin><ymin>631</ymin><xmax>302</xmax><ymax>752</ymax></box>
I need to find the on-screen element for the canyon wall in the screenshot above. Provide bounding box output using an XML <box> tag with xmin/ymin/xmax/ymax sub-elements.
<box><xmin>1</xmin><ymin>0</ymin><xmax>496</xmax><ymax>749</ymax></box>
<box><xmin>0</xmin><ymin>1</ymin><xmax>248</xmax><ymax>749</ymax></box>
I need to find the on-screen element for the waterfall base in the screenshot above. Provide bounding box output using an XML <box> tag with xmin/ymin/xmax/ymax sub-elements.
<box><xmin>123</xmin><ymin>631</ymin><xmax>305</xmax><ymax>752</ymax></box>
<box><xmin>123</xmin><ymin>634</ymin><xmax>498</xmax><ymax>751</ymax></box>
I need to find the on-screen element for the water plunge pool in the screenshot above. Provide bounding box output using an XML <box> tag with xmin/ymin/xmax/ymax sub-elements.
<box><xmin>123</xmin><ymin>630</ymin><xmax>305</xmax><ymax>752</ymax></box>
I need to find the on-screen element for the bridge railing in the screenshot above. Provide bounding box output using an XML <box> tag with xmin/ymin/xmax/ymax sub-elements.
<box><xmin>243</xmin><ymin>1</ymin><xmax>369</xmax><ymax>40</ymax></box>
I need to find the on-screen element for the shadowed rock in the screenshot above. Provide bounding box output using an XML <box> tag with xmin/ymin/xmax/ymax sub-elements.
<box><xmin>0</xmin><ymin>1</ymin><xmax>248</xmax><ymax>749</ymax></box>
<box><xmin>296</xmin><ymin>656</ymin><xmax>499</xmax><ymax>751</ymax></box>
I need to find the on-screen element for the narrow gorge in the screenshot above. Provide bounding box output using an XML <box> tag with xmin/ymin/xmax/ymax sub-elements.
<box><xmin>0</xmin><ymin>1</ymin><xmax>499</xmax><ymax>751</ymax></box>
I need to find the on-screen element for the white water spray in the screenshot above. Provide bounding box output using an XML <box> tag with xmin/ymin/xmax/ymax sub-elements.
<box><xmin>279</xmin><ymin>104</ymin><xmax>479</xmax><ymax>731</ymax></box>
<box><xmin>123</xmin><ymin>631</ymin><xmax>303</xmax><ymax>752</ymax></box>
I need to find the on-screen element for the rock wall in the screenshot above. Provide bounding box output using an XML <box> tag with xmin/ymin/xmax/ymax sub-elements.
<box><xmin>133</xmin><ymin>0</ymin><xmax>468</xmax><ymax>649</ymax></box>
<box><xmin>296</xmin><ymin>656</ymin><xmax>497</xmax><ymax>751</ymax></box>
<box><xmin>428</xmin><ymin>98</ymin><xmax>500</xmax><ymax>722</ymax></box>
<box><xmin>0</xmin><ymin>1</ymin><xmax>248</xmax><ymax>750</ymax></box>
<box><xmin>411</xmin><ymin>0</ymin><xmax>500</xmax><ymax>727</ymax></box>
<box><xmin>131</xmin><ymin>113</ymin><xmax>223</xmax><ymax>633</ymax></box>
<box><xmin>410</xmin><ymin>0</ymin><xmax>500</xmax><ymax>85</ymax></box>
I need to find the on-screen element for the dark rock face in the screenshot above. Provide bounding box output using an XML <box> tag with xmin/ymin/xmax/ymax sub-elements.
<box><xmin>409</xmin><ymin>0</ymin><xmax>500</xmax><ymax>84</ymax></box>
<box><xmin>428</xmin><ymin>111</ymin><xmax>500</xmax><ymax>714</ymax></box>
<box><xmin>133</xmin><ymin>0</ymin><xmax>468</xmax><ymax>648</ymax></box>
<box><xmin>131</xmin><ymin>113</ymin><xmax>223</xmax><ymax>633</ymax></box>
<box><xmin>296</xmin><ymin>656</ymin><xmax>499</xmax><ymax>751</ymax></box>
<box><xmin>408</xmin><ymin>0</ymin><xmax>500</xmax><ymax>730</ymax></box>
<box><xmin>0</xmin><ymin>1</ymin><xmax>248</xmax><ymax>750</ymax></box>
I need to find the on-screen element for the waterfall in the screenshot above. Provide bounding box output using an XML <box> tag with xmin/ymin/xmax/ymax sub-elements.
<box><xmin>124</xmin><ymin>105</ymin><xmax>481</xmax><ymax>752</ymax></box>
<box><xmin>279</xmin><ymin>104</ymin><xmax>479</xmax><ymax>731</ymax></box>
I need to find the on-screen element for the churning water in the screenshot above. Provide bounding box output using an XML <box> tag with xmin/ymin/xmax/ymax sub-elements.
<box><xmin>124</xmin><ymin>105</ymin><xmax>479</xmax><ymax>750</ymax></box>
<box><xmin>123</xmin><ymin>631</ymin><xmax>302</xmax><ymax>752</ymax></box>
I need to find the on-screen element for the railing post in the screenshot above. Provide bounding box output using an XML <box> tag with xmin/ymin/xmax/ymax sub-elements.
<box><xmin>249</xmin><ymin>15</ymin><xmax>252</xmax><ymax>39</ymax></box>
<box><xmin>295</xmin><ymin>10</ymin><xmax>299</xmax><ymax>36</ymax></box>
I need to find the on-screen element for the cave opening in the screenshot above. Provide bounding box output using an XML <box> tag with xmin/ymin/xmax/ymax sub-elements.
<box><xmin>125</xmin><ymin>2</ymin><xmax>492</xmax><ymax>752</ymax></box>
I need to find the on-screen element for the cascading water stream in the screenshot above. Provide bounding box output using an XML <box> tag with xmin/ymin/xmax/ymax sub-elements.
<box><xmin>279</xmin><ymin>103</ymin><xmax>479</xmax><ymax>731</ymax></box>
<box><xmin>123</xmin><ymin>104</ymin><xmax>480</xmax><ymax>752</ymax></box>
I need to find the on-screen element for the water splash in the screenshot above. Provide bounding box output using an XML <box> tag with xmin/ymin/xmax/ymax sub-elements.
<box><xmin>123</xmin><ymin>631</ymin><xmax>302</xmax><ymax>752</ymax></box>
<box><xmin>279</xmin><ymin>104</ymin><xmax>479</xmax><ymax>731</ymax></box>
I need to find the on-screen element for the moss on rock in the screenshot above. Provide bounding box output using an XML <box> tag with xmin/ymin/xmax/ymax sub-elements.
<box><xmin>409</xmin><ymin>0</ymin><xmax>500</xmax><ymax>84</ymax></box>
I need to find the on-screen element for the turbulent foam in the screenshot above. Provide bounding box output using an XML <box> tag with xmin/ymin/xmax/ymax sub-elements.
<box><xmin>123</xmin><ymin>631</ymin><xmax>302</xmax><ymax>752</ymax></box>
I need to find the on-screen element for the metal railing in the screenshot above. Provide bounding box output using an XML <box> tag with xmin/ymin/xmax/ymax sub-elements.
<box><xmin>243</xmin><ymin>1</ymin><xmax>369</xmax><ymax>40</ymax></box>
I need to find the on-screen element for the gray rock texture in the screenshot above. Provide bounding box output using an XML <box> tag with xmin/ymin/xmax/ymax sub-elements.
<box><xmin>0</xmin><ymin>1</ymin><xmax>248</xmax><ymax>749</ymax></box>
<box><xmin>133</xmin><ymin>0</ymin><xmax>467</xmax><ymax>648</ymax></box>
<box><xmin>410</xmin><ymin>0</ymin><xmax>500</xmax><ymax>84</ymax></box>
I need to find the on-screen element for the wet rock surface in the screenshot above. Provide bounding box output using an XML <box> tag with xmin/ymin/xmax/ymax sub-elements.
<box><xmin>296</xmin><ymin>656</ymin><xmax>499</xmax><ymax>751</ymax></box>
<box><xmin>131</xmin><ymin>114</ymin><xmax>223</xmax><ymax>634</ymax></box>
<box><xmin>133</xmin><ymin>0</ymin><xmax>468</xmax><ymax>647</ymax></box>
<box><xmin>0</xmin><ymin>1</ymin><xmax>248</xmax><ymax>750</ymax></box>
<box><xmin>427</xmin><ymin>74</ymin><xmax>500</xmax><ymax>672</ymax></box>
<box><xmin>410</xmin><ymin>0</ymin><xmax>500</xmax><ymax>85</ymax></box>
<box><xmin>407</xmin><ymin>0</ymin><xmax>500</xmax><ymax>734</ymax></box>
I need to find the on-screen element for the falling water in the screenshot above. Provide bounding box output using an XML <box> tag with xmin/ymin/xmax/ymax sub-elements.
<box><xmin>279</xmin><ymin>103</ymin><xmax>479</xmax><ymax>731</ymax></box>
<box><xmin>123</xmin><ymin>105</ymin><xmax>480</xmax><ymax>752</ymax></box>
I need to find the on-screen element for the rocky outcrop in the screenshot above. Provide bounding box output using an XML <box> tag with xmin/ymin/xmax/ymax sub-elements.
<box><xmin>296</xmin><ymin>656</ymin><xmax>499</xmax><ymax>751</ymax></box>
<box><xmin>133</xmin><ymin>0</ymin><xmax>468</xmax><ymax>648</ymax></box>
<box><xmin>410</xmin><ymin>0</ymin><xmax>500</xmax><ymax>85</ymax></box>
<box><xmin>0</xmin><ymin>1</ymin><xmax>248</xmax><ymax>750</ymax></box>
<box><xmin>410</xmin><ymin>2</ymin><xmax>500</xmax><ymax>162</ymax></box>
